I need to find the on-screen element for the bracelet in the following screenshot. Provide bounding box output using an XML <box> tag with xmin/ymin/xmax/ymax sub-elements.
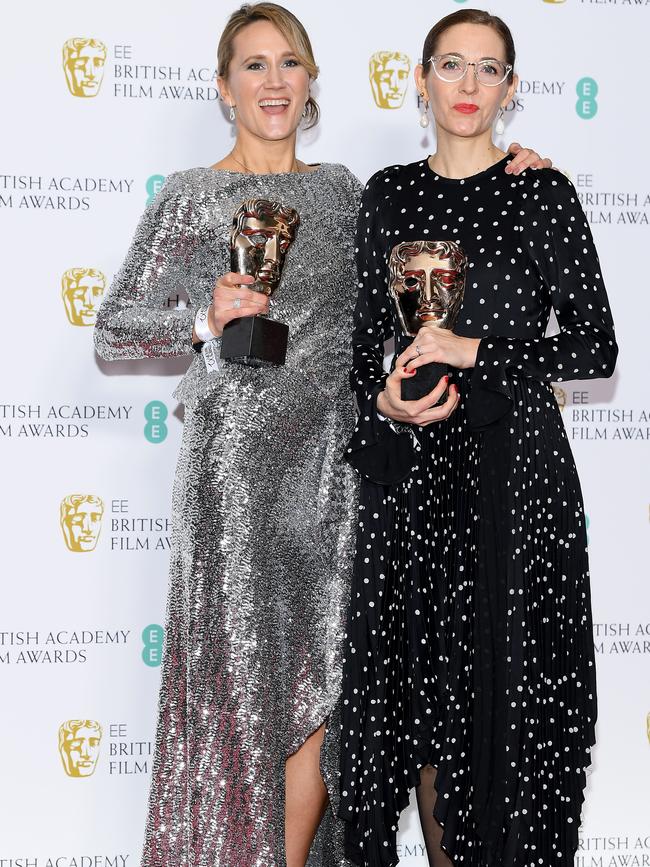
<box><xmin>194</xmin><ymin>306</ymin><xmax>217</xmax><ymax>345</ymax></box>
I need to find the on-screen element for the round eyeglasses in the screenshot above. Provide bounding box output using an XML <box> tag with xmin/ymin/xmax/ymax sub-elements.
<box><xmin>430</xmin><ymin>54</ymin><xmax>512</xmax><ymax>87</ymax></box>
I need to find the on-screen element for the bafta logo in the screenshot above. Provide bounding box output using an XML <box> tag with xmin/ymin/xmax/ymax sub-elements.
<box><xmin>62</xmin><ymin>38</ymin><xmax>107</xmax><ymax>97</ymax></box>
<box><xmin>369</xmin><ymin>51</ymin><xmax>411</xmax><ymax>109</ymax></box>
<box><xmin>221</xmin><ymin>198</ymin><xmax>299</xmax><ymax>367</ymax></box>
<box><xmin>61</xmin><ymin>268</ymin><xmax>106</xmax><ymax>326</ymax></box>
<box><xmin>60</xmin><ymin>495</ymin><xmax>104</xmax><ymax>552</ymax></box>
<box><xmin>388</xmin><ymin>239</ymin><xmax>466</xmax><ymax>401</ymax></box>
<box><xmin>553</xmin><ymin>385</ymin><xmax>567</xmax><ymax>411</ymax></box>
<box><xmin>59</xmin><ymin>720</ymin><xmax>102</xmax><ymax>777</ymax></box>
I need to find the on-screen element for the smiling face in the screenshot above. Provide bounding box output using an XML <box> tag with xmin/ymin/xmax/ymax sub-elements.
<box><xmin>389</xmin><ymin>240</ymin><xmax>467</xmax><ymax>337</ymax></box>
<box><xmin>415</xmin><ymin>22</ymin><xmax>517</xmax><ymax>141</ymax></box>
<box><xmin>218</xmin><ymin>19</ymin><xmax>311</xmax><ymax>144</ymax></box>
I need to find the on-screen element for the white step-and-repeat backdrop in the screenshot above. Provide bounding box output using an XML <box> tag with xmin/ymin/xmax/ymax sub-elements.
<box><xmin>1</xmin><ymin>0</ymin><xmax>648</xmax><ymax>864</ymax></box>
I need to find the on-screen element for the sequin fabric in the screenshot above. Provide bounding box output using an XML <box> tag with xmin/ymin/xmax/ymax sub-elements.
<box><xmin>94</xmin><ymin>164</ymin><xmax>362</xmax><ymax>866</ymax></box>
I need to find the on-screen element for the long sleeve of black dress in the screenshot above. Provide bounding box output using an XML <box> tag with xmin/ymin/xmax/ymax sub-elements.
<box><xmin>468</xmin><ymin>171</ymin><xmax>617</xmax><ymax>429</ymax></box>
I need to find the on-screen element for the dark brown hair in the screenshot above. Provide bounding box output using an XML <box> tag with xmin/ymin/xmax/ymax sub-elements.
<box><xmin>217</xmin><ymin>3</ymin><xmax>320</xmax><ymax>128</ymax></box>
<box><xmin>421</xmin><ymin>9</ymin><xmax>515</xmax><ymax>82</ymax></box>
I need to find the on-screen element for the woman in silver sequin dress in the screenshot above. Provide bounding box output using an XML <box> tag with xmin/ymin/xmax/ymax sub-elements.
<box><xmin>95</xmin><ymin>6</ymin><xmax>360</xmax><ymax>865</ymax></box>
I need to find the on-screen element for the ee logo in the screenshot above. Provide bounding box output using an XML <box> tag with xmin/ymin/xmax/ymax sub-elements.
<box><xmin>142</xmin><ymin>624</ymin><xmax>164</xmax><ymax>667</ymax></box>
<box><xmin>146</xmin><ymin>174</ymin><xmax>166</xmax><ymax>205</ymax></box>
<box><xmin>576</xmin><ymin>78</ymin><xmax>598</xmax><ymax>119</ymax></box>
<box><xmin>144</xmin><ymin>400</ymin><xmax>168</xmax><ymax>443</ymax></box>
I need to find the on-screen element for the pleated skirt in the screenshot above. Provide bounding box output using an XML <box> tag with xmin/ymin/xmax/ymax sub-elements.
<box><xmin>338</xmin><ymin>372</ymin><xmax>596</xmax><ymax>867</ymax></box>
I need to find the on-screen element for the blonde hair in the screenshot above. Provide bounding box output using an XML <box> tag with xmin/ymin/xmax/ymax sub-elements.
<box><xmin>217</xmin><ymin>3</ymin><xmax>320</xmax><ymax>128</ymax></box>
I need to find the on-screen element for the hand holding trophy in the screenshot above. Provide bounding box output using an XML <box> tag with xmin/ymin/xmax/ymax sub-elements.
<box><xmin>220</xmin><ymin>198</ymin><xmax>299</xmax><ymax>367</ymax></box>
<box><xmin>388</xmin><ymin>240</ymin><xmax>467</xmax><ymax>402</ymax></box>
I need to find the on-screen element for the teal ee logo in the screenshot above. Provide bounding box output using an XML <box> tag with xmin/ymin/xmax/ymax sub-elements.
<box><xmin>142</xmin><ymin>624</ymin><xmax>164</xmax><ymax>667</ymax></box>
<box><xmin>144</xmin><ymin>400</ymin><xmax>168</xmax><ymax>443</ymax></box>
<box><xmin>585</xmin><ymin>514</ymin><xmax>590</xmax><ymax>544</ymax></box>
<box><xmin>576</xmin><ymin>78</ymin><xmax>598</xmax><ymax>119</ymax></box>
<box><xmin>146</xmin><ymin>174</ymin><xmax>166</xmax><ymax>205</ymax></box>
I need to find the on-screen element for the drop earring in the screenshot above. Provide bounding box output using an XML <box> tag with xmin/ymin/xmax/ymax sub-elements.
<box><xmin>419</xmin><ymin>94</ymin><xmax>430</xmax><ymax>129</ymax></box>
<box><xmin>495</xmin><ymin>106</ymin><xmax>505</xmax><ymax>136</ymax></box>
<box><xmin>229</xmin><ymin>104</ymin><xmax>236</xmax><ymax>122</ymax></box>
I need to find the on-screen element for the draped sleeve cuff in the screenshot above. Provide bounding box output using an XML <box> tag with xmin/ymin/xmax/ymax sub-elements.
<box><xmin>466</xmin><ymin>337</ymin><xmax>516</xmax><ymax>431</ymax></box>
<box><xmin>344</xmin><ymin>380</ymin><xmax>417</xmax><ymax>485</ymax></box>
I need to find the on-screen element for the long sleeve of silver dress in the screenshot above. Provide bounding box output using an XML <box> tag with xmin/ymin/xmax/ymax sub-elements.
<box><xmin>94</xmin><ymin>164</ymin><xmax>361</xmax><ymax>867</ymax></box>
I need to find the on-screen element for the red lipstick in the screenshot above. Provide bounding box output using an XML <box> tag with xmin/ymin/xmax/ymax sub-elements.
<box><xmin>453</xmin><ymin>103</ymin><xmax>479</xmax><ymax>114</ymax></box>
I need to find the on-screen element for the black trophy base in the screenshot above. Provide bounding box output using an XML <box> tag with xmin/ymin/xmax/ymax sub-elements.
<box><xmin>220</xmin><ymin>316</ymin><xmax>289</xmax><ymax>367</ymax></box>
<box><xmin>401</xmin><ymin>361</ymin><xmax>448</xmax><ymax>403</ymax></box>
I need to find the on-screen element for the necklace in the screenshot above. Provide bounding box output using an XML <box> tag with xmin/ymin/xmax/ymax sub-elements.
<box><xmin>229</xmin><ymin>150</ymin><xmax>301</xmax><ymax>175</ymax></box>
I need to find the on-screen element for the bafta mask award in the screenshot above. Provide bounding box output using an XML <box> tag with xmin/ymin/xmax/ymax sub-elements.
<box><xmin>388</xmin><ymin>240</ymin><xmax>467</xmax><ymax>402</ymax></box>
<box><xmin>220</xmin><ymin>199</ymin><xmax>299</xmax><ymax>367</ymax></box>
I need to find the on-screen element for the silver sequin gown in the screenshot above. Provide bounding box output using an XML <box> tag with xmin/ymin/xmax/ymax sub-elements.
<box><xmin>94</xmin><ymin>164</ymin><xmax>362</xmax><ymax>867</ymax></box>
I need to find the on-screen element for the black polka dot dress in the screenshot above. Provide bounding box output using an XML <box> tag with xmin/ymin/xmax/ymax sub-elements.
<box><xmin>338</xmin><ymin>156</ymin><xmax>618</xmax><ymax>867</ymax></box>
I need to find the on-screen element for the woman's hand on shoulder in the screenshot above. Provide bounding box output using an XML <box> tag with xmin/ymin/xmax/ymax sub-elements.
<box><xmin>207</xmin><ymin>273</ymin><xmax>269</xmax><ymax>337</ymax></box>
<box><xmin>505</xmin><ymin>142</ymin><xmax>553</xmax><ymax>175</ymax></box>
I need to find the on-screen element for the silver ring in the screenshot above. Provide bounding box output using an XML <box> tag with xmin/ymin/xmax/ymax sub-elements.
<box><xmin>415</xmin><ymin>345</ymin><xmax>422</xmax><ymax>356</ymax></box>
<box><xmin>232</xmin><ymin>297</ymin><xmax>242</xmax><ymax>309</ymax></box>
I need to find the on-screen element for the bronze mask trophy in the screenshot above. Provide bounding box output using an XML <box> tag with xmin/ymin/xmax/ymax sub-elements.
<box><xmin>388</xmin><ymin>240</ymin><xmax>467</xmax><ymax>402</ymax></box>
<box><xmin>220</xmin><ymin>198</ymin><xmax>300</xmax><ymax>367</ymax></box>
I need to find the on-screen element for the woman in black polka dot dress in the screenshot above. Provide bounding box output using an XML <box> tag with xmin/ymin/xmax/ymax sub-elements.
<box><xmin>338</xmin><ymin>9</ymin><xmax>617</xmax><ymax>867</ymax></box>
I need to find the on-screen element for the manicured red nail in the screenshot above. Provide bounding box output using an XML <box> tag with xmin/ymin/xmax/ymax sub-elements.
<box><xmin>444</xmin><ymin>375</ymin><xmax>449</xmax><ymax>383</ymax></box>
